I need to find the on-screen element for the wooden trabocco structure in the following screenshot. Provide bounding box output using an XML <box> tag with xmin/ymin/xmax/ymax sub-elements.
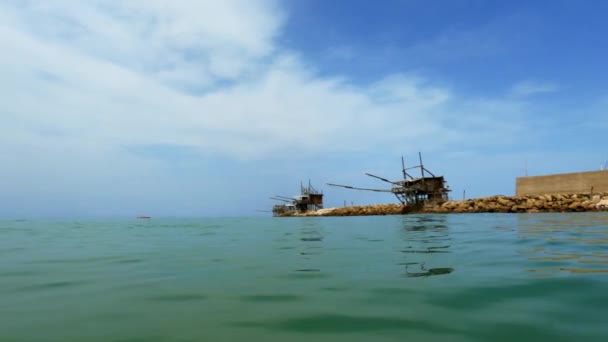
<box><xmin>271</xmin><ymin>181</ymin><xmax>324</xmax><ymax>216</ymax></box>
<box><xmin>328</xmin><ymin>152</ymin><xmax>450</xmax><ymax>207</ymax></box>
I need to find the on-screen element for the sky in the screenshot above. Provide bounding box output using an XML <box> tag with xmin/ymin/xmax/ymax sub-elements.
<box><xmin>1</xmin><ymin>0</ymin><xmax>607</xmax><ymax>218</ymax></box>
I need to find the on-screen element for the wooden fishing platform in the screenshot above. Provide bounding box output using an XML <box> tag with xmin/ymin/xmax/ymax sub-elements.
<box><xmin>271</xmin><ymin>181</ymin><xmax>324</xmax><ymax>216</ymax></box>
<box><xmin>327</xmin><ymin>152</ymin><xmax>450</xmax><ymax>207</ymax></box>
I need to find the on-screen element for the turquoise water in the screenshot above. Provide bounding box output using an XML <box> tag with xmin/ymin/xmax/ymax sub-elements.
<box><xmin>1</xmin><ymin>213</ymin><xmax>607</xmax><ymax>341</ymax></box>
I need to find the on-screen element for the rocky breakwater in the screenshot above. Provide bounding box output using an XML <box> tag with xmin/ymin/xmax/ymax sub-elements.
<box><xmin>280</xmin><ymin>204</ymin><xmax>408</xmax><ymax>217</ymax></box>
<box><xmin>277</xmin><ymin>193</ymin><xmax>608</xmax><ymax>217</ymax></box>
<box><xmin>425</xmin><ymin>193</ymin><xmax>608</xmax><ymax>214</ymax></box>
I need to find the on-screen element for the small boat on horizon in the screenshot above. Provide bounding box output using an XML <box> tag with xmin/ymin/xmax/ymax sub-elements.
<box><xmin>136</xmin><ymin>216</ymin><xmax>151</xmax><ymax>219</ymax></box>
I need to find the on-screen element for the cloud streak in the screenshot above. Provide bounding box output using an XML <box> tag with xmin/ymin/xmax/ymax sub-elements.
<box><xmin>510</xmin><ymin>80</ymin><xmax>560</xmax><ymax>97</ymax></box>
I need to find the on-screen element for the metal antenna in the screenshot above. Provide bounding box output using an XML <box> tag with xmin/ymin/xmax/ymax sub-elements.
<box><xmin>401</xmin><ymin>155</ymin><xmax>406</xmax><ymax>179</ymax></box>
<box><xmin>419</xmin><ymin>152</ymin><xmax>425</xmax><ymax>178</ymax></box>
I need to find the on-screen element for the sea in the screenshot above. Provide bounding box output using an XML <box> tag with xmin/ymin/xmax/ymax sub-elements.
<box><xmin>1</xmin><ymin>213</ymin><xmax>607</xmax><ymax>341</ymax></box>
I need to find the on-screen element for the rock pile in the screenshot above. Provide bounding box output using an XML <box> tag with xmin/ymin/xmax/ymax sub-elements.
<box><xmin>426</xmin><ymin>193</ymin><xmax>608</xmax><ymax>214</ymax></box>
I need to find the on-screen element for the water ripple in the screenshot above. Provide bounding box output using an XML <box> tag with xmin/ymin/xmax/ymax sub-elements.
<box><xmin>517</xmin><ymin>213</ymin><xmax>608</xmax><ymax>275</ymax></box>
<box><xmin>148</xmin><ymin>293</ymin><xmax>207</xmax><ymax>302</ymax></box>
<box><xmin>230</xmin><ymin>313</ymin><xmax>458</xmax><ymax>334</ymax></box>
<box><xmin>15</xmin><ymin>280</ymin><xmax>88</xmax><ymax>292</ymax></box>
<box><xmin>240</xmin><ymin>294</ymin><xmax>302</xmax><ymax>302</ymax></box>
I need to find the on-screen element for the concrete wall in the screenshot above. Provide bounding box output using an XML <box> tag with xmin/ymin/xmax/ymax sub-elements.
<box><xmin>516</xmin><ymin>170</ymin><xmax>608</xmax><ymax>196</ymax></box>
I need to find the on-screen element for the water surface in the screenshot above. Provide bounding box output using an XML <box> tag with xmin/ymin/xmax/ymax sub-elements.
<box><xmin>1</xmin><ymin>213</ymin><xmax>607</xmax><ymax>341</ymax></box>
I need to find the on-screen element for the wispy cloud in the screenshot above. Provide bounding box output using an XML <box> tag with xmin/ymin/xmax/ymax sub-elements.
<box><xmin>0</xmin><ymin>1</ymin><xmax>529</xmax><ymax>162</ymax></box>
<box><xmin>510</xmin><ymin>80</ymin><xmax>560</xmax><ymax>97</ymax></box>
<box><xmin>2</xmin><ymin>0</ymin><xmax>284</xmax><ymax>91</ymax></box>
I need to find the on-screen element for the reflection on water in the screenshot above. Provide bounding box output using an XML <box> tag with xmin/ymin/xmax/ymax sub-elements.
<box><xmin>293</xmin><ymin>219</ymin><xmax>325</xmax><ymax>274</ymax></box>
<box><xmin>517</xmin><ymin>213</ymin><xmax>608</xmax><ymax>276</ymax></box>
<box><xmin>398</xmin><ymin>215</ymin><xmax>453</xmax><ymax>277</ymax></box>
<box><xmin>404</xmin><ymin>266</ymin><xmax>455</xmax><ymax>278</ymax></box>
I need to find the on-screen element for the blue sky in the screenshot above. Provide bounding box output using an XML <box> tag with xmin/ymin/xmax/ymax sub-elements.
<box><xmin>1</xmin><ymin>0</ymin><xmax>607</xmax><ymax>218</ymax></box>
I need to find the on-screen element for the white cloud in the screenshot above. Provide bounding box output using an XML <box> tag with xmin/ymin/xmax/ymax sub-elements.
<box><xmin>510</xmin><ymin>80</ymin><xmax>560</xmax><ymax>97</ymax></box>
<box><xmin>2</xmin><ymin>0</ymin><xmax>283</xmax><ymax>89</ymax></box>
<box><xmin>0</xmin><ymin>2</ymin><xmax>505</xmax><ymax>160</ymax></box>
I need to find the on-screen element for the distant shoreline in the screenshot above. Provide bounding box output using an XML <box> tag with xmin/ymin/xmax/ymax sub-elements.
<box><xmin>276</xmin><ymin>193</ymin><xmax>608</xmax><ymax>217</ymax></box>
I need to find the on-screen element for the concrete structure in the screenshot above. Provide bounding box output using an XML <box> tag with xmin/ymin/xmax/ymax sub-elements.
<box><xmin>516</xmin><ymin>170</ymin><xmax>608</xmax><ymax>196</ymax></box>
